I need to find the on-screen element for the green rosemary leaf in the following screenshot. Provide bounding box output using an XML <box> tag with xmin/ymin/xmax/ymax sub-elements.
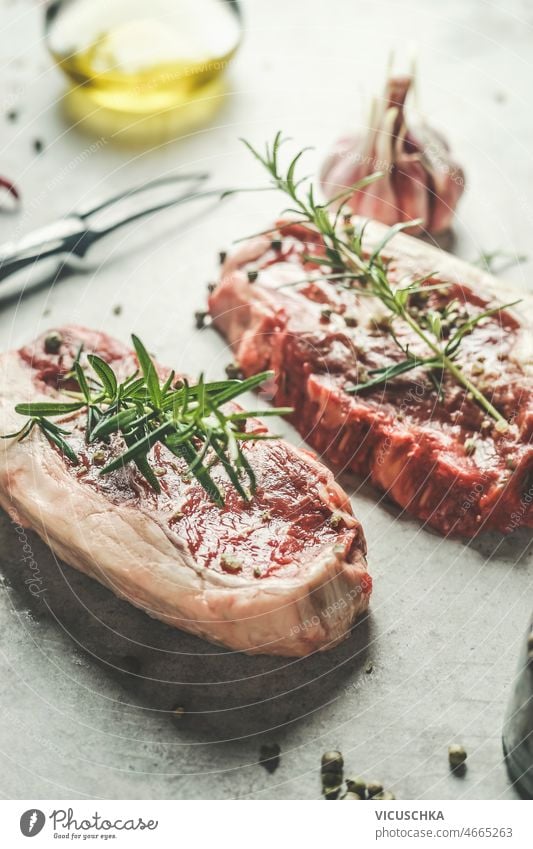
<box><xmin>0</xmin><ymin>419</ymin><xmax>36</xmax><ymax>440</ymax></box>
<box><xmin>346</xmin><ymin>357</ymin><xmax>431</xmax><ymax>393</ymax></box>
<box><xmin>236</xmin><ymin>445</ymin><xmax>257</xmax><ymax>493</ymax></box>
<box><xmin>38</xmin><ymin>419</ymin><xmax>78</xmax><ymax>464</ymax></box>
<box><xmin>445</xmin><ymin>300</ymin><xmax>521</xmax><ymax>357</ymax></box>
<box><xmin>74</xmin><ymin>362</ymin><xmax>92</xmax><ymax>404</ymax></box>
<box><xmin>210</xmin><ymin>438</ymin><xmax>250</xmax><ymax>501</ymax></box>
<box><xmin>209</xmin><ymin>371</ymin><xmax>274</xmax><ymax>406</ymax></box>
<box><xmin>122</xmin><ymin>430</ymin><xmax>161</xmax><ymax>494</ymax></box>
<box><xmin>89</xmin><ymin>407</ymin><xmax>145</xmax><ymax>441</ymax></box>
<box><xmin>15</xmin><ymin>401</ymin><xmax>84</xmax><ymax>417</ymax></box>
<box><xmin>131</xmin><ymin>454</ymin><xmax>161</xmax><ymax>494</ymax></box>
<box><xmin>85</xmin><ymin>405</ymin><xmax>101</xmax><ymax>443</ymax></box>
<box><xmin>100</xmin><ymin>421</ymin><xmax>171</xmax><ymax>475</ymax></box>
<box><xmin>161</xmin><ymin>370</ymin><xmax>176</xmax><ymax>396</ymax></box>
<box><xmin>87</xmin><ymin>354</ymin><xmax>118</xmax><ymax>399</ymax></box>
<box><xmin>132</xmin><ymin>334</ymin><xmax>161</xmax><ymax>408</ymax></box>
<box><xmin>368</xmin><ymin>219</ymin><xmax>423</xmax><ymax>266</ymax></box>
<box><xmin>167</xmin><ymin>437</ymin><xmax>223</xmax><ymax>506</ymax></box>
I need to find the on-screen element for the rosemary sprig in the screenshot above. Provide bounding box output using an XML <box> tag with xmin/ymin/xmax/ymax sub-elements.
<box><xmin>242</xmin><ymin>133</ymin><xmax>519</xmax><ymax>427</ymax></box>
<box><xmin>2</xmin><ymin>335</ymin><xmax>292</xmax><ymax>506</ymax></box>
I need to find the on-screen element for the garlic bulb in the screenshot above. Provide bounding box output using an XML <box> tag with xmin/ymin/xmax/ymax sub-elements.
<box><xmin>320</xmin><ymin>74</ymin><xmax>465</xmax><ymax>236</ymax></box>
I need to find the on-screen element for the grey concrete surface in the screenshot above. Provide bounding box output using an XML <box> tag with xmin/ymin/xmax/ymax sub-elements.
<box><xmin>0</xmin><ymin>0</ymin><xmax>532</xmax><ymax>800</ymax></box>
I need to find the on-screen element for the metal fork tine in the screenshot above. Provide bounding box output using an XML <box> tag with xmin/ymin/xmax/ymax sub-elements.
<box><xmin>77</xmin><ymin>172</ymin><xmax>210</xmax><ymax>219</ymax></box>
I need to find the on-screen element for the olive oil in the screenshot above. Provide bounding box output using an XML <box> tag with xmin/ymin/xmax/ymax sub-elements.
<box><xmin>47</xmin><ymin>0</ymin><xmax>242</xmax><ymax>113</ymax></box>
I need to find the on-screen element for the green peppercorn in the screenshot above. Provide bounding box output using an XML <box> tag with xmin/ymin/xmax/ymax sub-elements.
<box><xmin>448</xmin><ymin>744</ymin><xmax>467</xmax><ymax>769</ymax></box>
<box><xmin>367</xmin><ymin>780</ymin><xmax>384</xmax><ymax>798</ymax></box>
<box><xmin>219</xmin><ymin>250</ymin><xmax>227</xmax><ymax>264</ymax></box>
<box><xmin>271</xmin><ymin>238</ymin><xmax>282</xmax><ymax>252</ymax></box>
<box><xmin>323</xmin><ymin>783</ymin><xmax>342</xmax><ymax>800</ymax></box>
<box><xmin>44</xmin><ymin>331</ymin><xmax>62</xmax><ymax>354</ymax></box>
<box><xmin>464</xmin><ymin>438</ymin><xmax>477</xmax><ymax>457</ymax></box>
<box><xmin>220</xmin><ymin>553</ymin><xmax>242</xmax><ymax>574</ymax></box>
<box><xmin>225</xmin><ymin>362</ymin><xmax>244</xmax><ymax>380</ymax></box>
<box><xmin>329</xmin><ymin>512</ymin><xmax>343</xmax><ymax>529</ymax></box>
<box><xmin>91</xmin><ymin>449</ymin><xmax>106</xmax><ymax>466</ymax></box>
<box><xmin>343</xmin><ymin>313</ymin><xmax>358</xmax><ymax>328</ymax></box>
<box><xmin>346</xmin><ymin>777</ymin><xmax>366</xmax><ymax>797</ymax></box>
<box><xmin>259</xmin><ymin>742</ymin><xmax>280</xmax><ymax>774</ymax></box>
<box><xmin>321</xmin><ymin>751</ymin><xmax>344</xmax><ymax>776</ymax></box>
<box><xmin>194</xmin><ymin>310</ymin><xmax>208</xmax><ymax>329</ymax></box>
<box><xmin>247</xmin><ymin>269</ymin><xmax>259</xmax><ymax>283</ymax></box>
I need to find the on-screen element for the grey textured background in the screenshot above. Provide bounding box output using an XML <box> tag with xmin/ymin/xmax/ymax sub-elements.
<box><xmin>0</xmin><ymin>0</ymin><xmax>532</xmax><ymax>799</ymax></box>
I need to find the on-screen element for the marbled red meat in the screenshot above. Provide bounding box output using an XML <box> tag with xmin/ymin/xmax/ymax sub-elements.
<box><xmin>0</xmin><ymin>326</ymin><xmax>371</xmax><ymax>656</ymax></box>
<box><xmin>209</xmin><ymin>219</ymin><xmax>533</xmax><ymax>537</ymax></box>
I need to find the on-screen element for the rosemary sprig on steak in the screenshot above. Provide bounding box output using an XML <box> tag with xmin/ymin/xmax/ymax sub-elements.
<box><xmin>241</xmin><ymin>133</ymin><xmax>518</xmax><ymax>428</ymax></box>
<box><xmin>2</xmin><ymin>334</ymin><xmax>291</xmax><ymax>505</ymax></box>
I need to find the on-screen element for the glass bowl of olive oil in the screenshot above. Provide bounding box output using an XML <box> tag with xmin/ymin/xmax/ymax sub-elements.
<box><xmin>45</xmin><ymin>0</ymin><xmax>242</xmax><ymax>114</ymax></box>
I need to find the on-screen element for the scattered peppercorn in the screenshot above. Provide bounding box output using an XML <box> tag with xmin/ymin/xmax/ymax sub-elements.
<box><xmin>247</xmin><ymin>269</ymin><xmax>259</xmax><ymax>283</ymax></box>
<box><xmin>194</xmin><ymin>310</ymin><xmax>208</xmax><ymax>329</ymax></box>
<box><xmin>323</xmin><ymin>784</ymin><xmax>342</xmax><ymax>800</ymax></box>
<box><xmin>33</xmin><ymin>138</ymin><xmax>44</xmax><ymax>154</ymax></box>
<box><xmin>6</xmin><ymin>109</ymin><xmax>18</xmax><ymax>122</ymax></box>
<box><xmin>153</xmin><ymin>466</ymin><xmax>166</xmax><ymax>477</ymax></box>
<box><xmin>259</xmin><ymin>743</ymin><xmax>281</xmax><ymax>774</ymax></box>
<box><xmin>172</xmin><ymin>705</ymin><xmax>186</xmax><ymax>719</ymax></box>
<box><xmin>207</xmin><ymin>282</ymin><xmax>217</xmax><ymax>293</ymax></box>
<box><xmin>112</xmin><ymin>304</ymin><xmax>122</xmax><ymax>316</ymax></box>
<box><xmin>367</xmin><ymin>780</ymin><xmax>384</xmax><ymax>798</ymax></box>
<box><xmin>220</xmin><ymin>553</ymin><xmax>242</xmax><ymax>574</ymax></box>
<box><xmin>44</xmin><ymin>331</ymin><xmax>62</xmax><ymax>354</ymax></box>
<box><xmin>218</xmin><ymin>250</ymin><xmax>227</xmax><ymax>265</ymax></box>
<box><xmin>365</xmin><ymin>661</ymin><xmax>374</xmax><ymax>674</ymax></box>
<box><xmin>225</xmin><ymin>362</ymin><xmax>244</xmax><ymax>380</ymax></box>
<box><xmin>343</xmin><ymin>313</ymin><xmax>358</xmax><ymax>327</ymax></box>
<box><xmin>464</xmin><ymin>438</ymin><xmax>477</xmax><ymax>457</ymax></box>
<box><xmin>448</xmin><ymin>744</ymin><xmax>467</xmax><ymax>770</ymax></box>
<box><xmin>329</xmin><ymin>512</ymin><xmax>343</xmax><ymax>528</ymax></box>
<box><xmin>346</xmin><ymin>777</ymin><xmax>366</xmax><ymax>797</ymax></box>
<box><xmin>271</xmin><ymin>238</ymin><xmax>282</xmax><ymax>252</ymax></box>
<box><xmin>320</xmin><ymin>308</ymin><xmax>332</xmax><ymax>322</ymax></box>
<box><xmin>321</xmin><ymin>751</ymin><xmax>344</xmax><ymax>776</ymax></box>
<box><xmin>91</xmin><ymin>449</ymin><xmax>106</xmax><ymax>466</ymax></box>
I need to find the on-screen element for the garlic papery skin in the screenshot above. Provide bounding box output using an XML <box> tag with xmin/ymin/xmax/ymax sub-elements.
<box><xmin>321</xmin><ymin>74</ymin><xmax>465</xmax><ymax>237</ymax></box>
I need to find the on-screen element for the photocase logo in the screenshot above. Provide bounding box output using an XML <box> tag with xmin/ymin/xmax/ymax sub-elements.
<box><xmin>20</xmin><ymin>809</ymin><xmax>46</xmax><ymax>837</ymax></box>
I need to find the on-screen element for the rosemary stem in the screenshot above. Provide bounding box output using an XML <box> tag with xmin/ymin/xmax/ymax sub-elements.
<box><xmin>400</xmin><ymin>309</ymin><xmax>507</xmax><ymax>426</ymax></box>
